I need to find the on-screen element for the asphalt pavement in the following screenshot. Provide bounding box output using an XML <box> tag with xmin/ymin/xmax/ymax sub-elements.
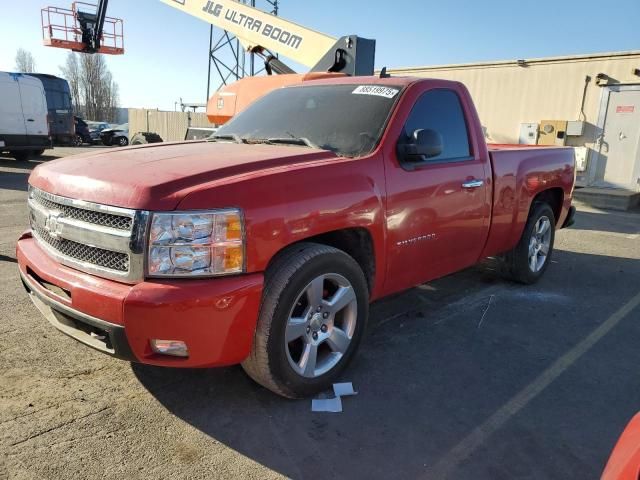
<box><xmin>1</xmin><ymin>149</ymin><xmax>639</xmax><ymax>479</ymax></box>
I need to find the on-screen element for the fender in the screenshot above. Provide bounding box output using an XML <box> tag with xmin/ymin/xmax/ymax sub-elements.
<box><xmin>177</xmin><ymin>153</ymin><xmax>388</xmax><ymax>298</ymax></box>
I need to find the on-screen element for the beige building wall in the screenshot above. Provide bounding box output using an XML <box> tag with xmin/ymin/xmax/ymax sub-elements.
<box><xmin>389</xmin><ymin>51</ymin><xmax>640</xmax><ymax>185</ymax></box>
<box><xmin>128</xmin><ymin>109</ymin><xmax>213</xmax><ymax>142</ymax></box>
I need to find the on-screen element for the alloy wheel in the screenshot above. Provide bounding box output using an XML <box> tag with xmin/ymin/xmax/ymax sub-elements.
<box><xmin>285</xmin><ymin>273</ymin><xmax>358</xmax><ymax>378</ymax></box>
<box><xmin>528</xmin><ymin>216</ymin><xmax>552</xmax><ymax>272</ymax></box>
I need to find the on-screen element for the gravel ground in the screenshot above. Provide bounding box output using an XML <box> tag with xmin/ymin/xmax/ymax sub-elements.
<box><xmin>1</xmin><ymin>148</ymin><xmax>639</xmax><ymax>479</ymax></box>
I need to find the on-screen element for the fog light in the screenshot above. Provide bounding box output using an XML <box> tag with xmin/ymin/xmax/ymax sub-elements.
<box><xmin>150</xmin><ymin>339</ymin><xmax>189</xmax><ymax>357</ymax></box>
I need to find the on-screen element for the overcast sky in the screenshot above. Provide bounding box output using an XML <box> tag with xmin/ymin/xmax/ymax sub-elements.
<box><xmin>1</xmin><ymin>0</ymin><xmax>639</xmax><ymax>111</ymax></box>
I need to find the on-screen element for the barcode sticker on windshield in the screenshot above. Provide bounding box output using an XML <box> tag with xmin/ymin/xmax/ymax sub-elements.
<box><xmin>352</xmin><ymin>86</ymin><xmax>399</xmax><ymax>99</ymax></box>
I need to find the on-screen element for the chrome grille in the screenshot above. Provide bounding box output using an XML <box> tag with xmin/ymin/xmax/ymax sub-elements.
<box><xmin>32</xmin><ymin>189</ymin><xmax>132</xmax><ymax>231</ymax></box>
<box><xmin>28</xmin><ymin>187</ymin><xmax>148</xmax><ymax>283</ymax></box>
<box><xmin>33</xmin><ymin>224</ymin><xmax>129</xmax><ymax>272</ymax></box>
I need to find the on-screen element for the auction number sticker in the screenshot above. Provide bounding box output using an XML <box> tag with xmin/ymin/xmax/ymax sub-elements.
<box><xmin>352</xmin><ymin>85</ymin><xmax>399</xmax><ymax>99</ymax></box>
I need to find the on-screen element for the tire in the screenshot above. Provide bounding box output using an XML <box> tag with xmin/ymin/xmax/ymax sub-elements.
<box><xmin>11</xmin><ymin>151</ymin><xmax>30</xmax><ymax>162</ymax></box>
<box><xmin>131</xmin><ymin>132</ymin><xmax>163</xmax><ymax>145</ymax></box>
<box><xmin>117</xmin><ymin>136</ymin><xmax>129</xmax><ymax>147</ymax></box>
<box><xmin>242</xmin><ymin>243</ymin><xmax>369</xmax><ymax>398</ymax></box>
<box><xmin>74</xmin><ymin>135</ymin><xmax>83</xmax><ymax>146</ymax></box>
<box><xmin>502</xmin><ymin>202</ymin><xmax>556</xmax><ymax>284</ymax></box>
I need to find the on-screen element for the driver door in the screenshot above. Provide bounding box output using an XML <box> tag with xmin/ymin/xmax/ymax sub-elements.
<box><xmin>383</xmin><ymin>86</ymin><xmax>491</xmax><ymax>293</ymax></box>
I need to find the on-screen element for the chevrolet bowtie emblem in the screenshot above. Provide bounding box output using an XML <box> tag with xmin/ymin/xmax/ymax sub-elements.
<box><xmin>44</xmin><ymin>212</ymin><xmax>64</xmax><ymax>238</ymax></box>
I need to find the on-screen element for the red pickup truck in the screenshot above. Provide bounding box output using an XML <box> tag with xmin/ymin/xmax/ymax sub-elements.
<box><xmin>17</xmin><ymin>76</ymin><xmax>575</xmax><ymax>398</ymax></box>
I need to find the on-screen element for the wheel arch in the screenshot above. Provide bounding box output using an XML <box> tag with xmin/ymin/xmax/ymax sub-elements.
<box><xmin>265</xmin><ymin>227</ymin><xmax>376</xmax><ymax>295</ymax></box>
<box><xmin>482</xmin><ymin>186</ymin><xmax>565</xmax><ymax>258</ymax></box>
<box><xmin>531</xmin><ymin>187</ymin><xmax>564</xmax><ymax>225</ymax></box>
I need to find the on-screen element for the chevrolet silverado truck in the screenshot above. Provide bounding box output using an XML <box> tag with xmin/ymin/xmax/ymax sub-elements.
<box><xmin>17</xmin><ymin>76</ymin><xmax>576</xmax><ymax>398</ymax></box>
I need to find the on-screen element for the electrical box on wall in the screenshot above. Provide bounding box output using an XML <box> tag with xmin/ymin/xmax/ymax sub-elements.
<box><xmin>574</xmin><ymin>146</ymin><xmax>589</xmax><ymax>172</ymax></box>
<box><xmin>538</xmin><ymin>120</ymin><xmax>568</xmax><ymax>146</ymax></box>
<box><xmin>566</xmin><ymin>121</ymin><xmax>585</xmax><ymax>136</ymax></box>
<box><xmin>519</xmin><ymin>123</ymin><xmax>539</xmax><ymax>144</ymax></box>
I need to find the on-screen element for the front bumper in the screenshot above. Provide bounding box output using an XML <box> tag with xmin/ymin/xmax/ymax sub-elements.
<box><xmin>21</xmin><ymin>269</ymin><xmax>136</xmax><ymax>360</ymax></box>
<box><xmin>17</xmin><ymin>234</ymin><xmax>264</xmax><ymax>368</ymax></box>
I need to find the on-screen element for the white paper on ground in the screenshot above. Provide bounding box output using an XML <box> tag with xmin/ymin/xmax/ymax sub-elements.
<box><xmin>333</xmin><ymin>382</ymin><xmax>357</xmax><ymax>397</ymax></box>
<box><xmin>311</xmin><ymin>396</ymin><xmax>343</xmax><ymax>413</ymax></box>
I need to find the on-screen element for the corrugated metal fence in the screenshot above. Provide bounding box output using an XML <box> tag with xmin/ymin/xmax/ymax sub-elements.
<box><xmin>128</xmin><ymin>109</ymin><xmax>213</xmax><ymax>142</ymax></box>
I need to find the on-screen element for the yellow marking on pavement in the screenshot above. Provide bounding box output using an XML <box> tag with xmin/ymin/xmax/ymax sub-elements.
<box><xmin>427</xmin><ymin>289</ymin><xmax>640</xmax><ymax>479</ymax></box>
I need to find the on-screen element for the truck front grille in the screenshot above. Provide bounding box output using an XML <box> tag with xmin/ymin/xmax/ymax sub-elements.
<box><xmin>31</xmin><ymin>188</ymin><xmax>133</xmax><ymax>231</ymax></box>
<box><xmin>33</xmin><ymin>223</ymin><xmax>129</xmax><ymax>272</ymax></box>
<box><xmin>28</xmin><ymin>187</ymin><xmax>148</xmax><ymax>283</ymax></box>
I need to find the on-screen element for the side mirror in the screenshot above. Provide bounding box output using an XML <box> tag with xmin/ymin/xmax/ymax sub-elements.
<box><xmin>397</xmin><ymin>129</ymin><xmax>443</xmax><ymax>165</ymax></box>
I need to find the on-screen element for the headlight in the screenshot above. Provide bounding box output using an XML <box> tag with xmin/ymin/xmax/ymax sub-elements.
<box><xmin>147</xmin><ymin>209</ymin><xmax>244</xmax><ymax>277</ymax></box>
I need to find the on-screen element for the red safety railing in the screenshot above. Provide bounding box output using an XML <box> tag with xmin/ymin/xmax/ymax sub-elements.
<box><xmin>41</xmin><ymin>3</ymin><xmax>124</xmax><ymax>55</ymax></box>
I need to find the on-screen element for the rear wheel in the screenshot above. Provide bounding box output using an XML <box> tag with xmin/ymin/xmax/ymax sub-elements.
<box><xmin>131</xmin><ymin>132</ymin><xmax>163</xmax><ymax>145</ymax></box>
<box><xmin>74</xmin><ymin>135</ymin><xmax>83</xmax><ymax>146</ymax></box>
<box><xmin>242</xmin><ymin>243</ymin><xmax>369</xmax><ymax>398</ymax></box>
<box><xmin>503</xmin><ymin>202</ymin><xmax>555</xmax><ymax>284</ymax></box>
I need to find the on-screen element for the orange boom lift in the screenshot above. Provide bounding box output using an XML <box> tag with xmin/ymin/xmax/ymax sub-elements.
<box><xmin>41</xmin><ymin>0</ymin><xmax>376</xmax><ymax>126</ymax></box>
<box><xmin>160</xmin><ymin>0</ymin><xmax>376</xmax><ymax>125</ymax></box>
<box><xmin>41</xmin><ymin>1</ymin><xmax>124</xmax><ymax>55</ymax></box>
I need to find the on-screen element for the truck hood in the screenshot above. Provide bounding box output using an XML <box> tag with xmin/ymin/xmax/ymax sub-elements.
<box><xmin>29</xmin><ymin>141</ymin><xmax>337</xmax><ymax>210</ymax></box>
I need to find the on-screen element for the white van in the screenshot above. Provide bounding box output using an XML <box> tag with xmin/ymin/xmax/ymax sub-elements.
<box><xmin>0</xmin><ymin>72</ymin><xmax>50</xmax><ymax>161</ymax></box>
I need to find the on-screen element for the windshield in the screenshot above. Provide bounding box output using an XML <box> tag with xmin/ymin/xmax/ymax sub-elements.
<box><xmin>214</xmin><ymin>84</ymin><xmax>402</xmax><ymax>157</ymax></box>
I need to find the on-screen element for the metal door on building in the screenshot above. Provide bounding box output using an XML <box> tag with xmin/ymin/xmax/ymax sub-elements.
<box><xmin>596</xmin><ymin>86</ymin><xmax>640</xmax><ymax>190</ymax></box>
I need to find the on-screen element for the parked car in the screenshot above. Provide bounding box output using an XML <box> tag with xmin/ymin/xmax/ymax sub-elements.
<box><xmin>0</xmin><ymin>72</ymin><xmax>50</xmax><ymax>161</ymax></box>
<box><xmin>74</xmin><ymin>116</ymin><xmax>92</xmax><ymax>145</ymax></box>
<box><xmin>100</xmin><ymin>123</ymin><xmax>129</xmax><ymax>146</ymax></box>
<box><xmin>30</xmin><ymin>74</ymin><xmax>74</xmax><ymax>146</ymax></box>
<box><xmin>18</xmin><ymin>77</ymin><xmax>576</xmax><ymax>398</ymax></box>
<box><xmin>87</xmin><ymin>122</ymin><xmax>111</xmax><ymax>144</ymax></box>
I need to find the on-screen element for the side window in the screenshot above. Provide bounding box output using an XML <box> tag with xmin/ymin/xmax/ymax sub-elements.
<box><xmin>403</xmin><ymin>89</ymin><xmax>471</xmax><ymax>162</ymax></box>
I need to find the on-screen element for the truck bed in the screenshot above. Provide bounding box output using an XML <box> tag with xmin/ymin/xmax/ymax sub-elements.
<box><xmin>482</xmin><ymin>144</ymin><xmax>575</xmax><ymax>257</ymax></box>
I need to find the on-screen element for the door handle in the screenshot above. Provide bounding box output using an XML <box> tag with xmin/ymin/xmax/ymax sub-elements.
<box><xmin>462</xmin><ymin>179</ymin><xmax>484</xmax><ymax>189</ymax></box>
<box><xmin>27</xmin><ymin>119</ymin><xmax>35</xmax><ymax>122</ymax></box>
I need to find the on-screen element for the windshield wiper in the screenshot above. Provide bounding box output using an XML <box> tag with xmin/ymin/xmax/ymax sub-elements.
<box><xmin>265</xmin><ymin>137</ymin><xmax>320</xmax><ymax>149</ymax></box>
<box><xmin>207</xmin><ymin>133</ymin><xmax>243</xmax><ymax>144</ymax></box>
<box><xmin>209</xmin><ymin>134</ymin><xmax>335</xmax><ymax>154</ymax></box>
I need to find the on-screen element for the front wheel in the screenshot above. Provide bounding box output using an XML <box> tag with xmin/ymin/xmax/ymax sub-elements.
<box><xmin>117</xmin><ymin>136</ymin><xmax>129</xmax><ymax>147</ymax></box>
<box><xmin>503</xmin><ymin>202</ymin><xmax>556</xmax><ymax>284</ymax></box>
<box><xmin>242</xmin><ymin>243</ymin><xmax>369</xmax><ymax>398</ymax></box>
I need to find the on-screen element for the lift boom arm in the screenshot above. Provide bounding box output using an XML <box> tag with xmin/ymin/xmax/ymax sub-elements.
<box><xmin>159</xmin><ymin>0</ymin><xmax>337</xmax><ymax>68</ymax></box>
<box><xmin>76</xmin><ymin>0</ymin><xmax>111</xmax><ymax>53</ymax></box>
<box><xmin>161</xmin><ymin>0</ymin><xmax>376</xmax><ymax>125</ymax></box>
